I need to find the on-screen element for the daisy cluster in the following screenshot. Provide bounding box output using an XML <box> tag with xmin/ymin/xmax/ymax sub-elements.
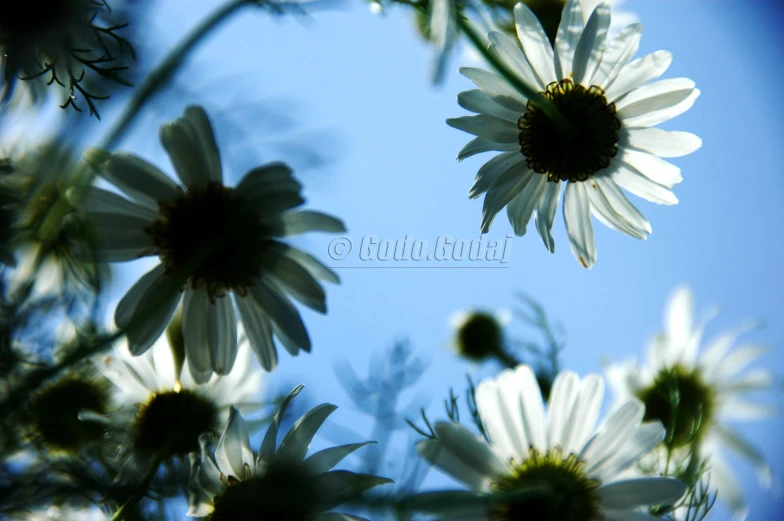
<box><xmin>0</xmin><ymin>1</ymin><xmax>776</xmax><ymax>521</ymax></box>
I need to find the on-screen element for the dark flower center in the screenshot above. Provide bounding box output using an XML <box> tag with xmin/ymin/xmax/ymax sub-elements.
<box><xmin>208</xmin><ymin>461</ymin><xmax>320</xmax><ymax>521</ymax></box>
<box><xmin>456</xmin><ymin>311</ymin><xmax>505</xmax><ymax>362</ymax></box>
<box><xmin>489</xmin><ymin>448</ymin><xmax>602</xmax><ymax>521</ymax></box>
<box><xmin>134</xmin><ymin>389</ymin><xmax>218</xmax><ymax>456</ymax></box>
<box><xmin>30</xmin><ymin>376</ymin><xmax>110</xmax><ymax>452</ymax></box>
<box><xmin>637</xmin><ymin>365</ymin><xmax>715</xmax><ymax>449</ymax></box>
<box><xmin>519</xmin><ymin>79</ymin><xmax>621</xmax><ymax>183</ymax></box>
<box><xmin>146</xmin><ymin>182</ymin><xmax>271</xmax><ymax>300</ymax></box>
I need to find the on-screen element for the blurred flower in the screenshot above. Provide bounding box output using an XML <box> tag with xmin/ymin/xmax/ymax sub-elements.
<box><xmin>449</xmin><ymin>0</ymin><xmax>700</xmax><ymax>268</ymax></box>
<box><xmin>449</xmin><ymin>307</ymin><xmax>511</xmax><ymax>363</ymax></box>
<box><xmin>418</xmin><ymin>364</ymin><xmax>686</xmax><ymax>520</ymax></box>
<box><xmin>0</xmin><ymin>142</ymin><xmax>106</xmax><ymax>299</ymax></box>
<box><xmin>96</xmin><ymin>325</ymin><xmax>263</xmax><ymax>459</ymax></box>
<box><xmin>0</xmin><ymin>0</ymin><xmax>134</xmax><ymax>116</ymax></box>
<box><xmin>12</xmin><ymin>505</ymin><xmax>107</xmax><ymax>521</ymax></box>
<box><xmin>28</xmin><ymin>371</ymin><xmax>112</xmax><ymax>454</ymax></box>
<box><xmin>605</xmin><ymin>286</ymin><xmax>776</xmax><ymax>519</ymax></box>
<box><xmin>187</xmin><ymin>386</ymin><xmax>391</xmax><ymax>519</ymax></box>
<box><xmin>79</xmin><ymin>105</ymin><xmax>344</xmax><ymax>377</ymax></box>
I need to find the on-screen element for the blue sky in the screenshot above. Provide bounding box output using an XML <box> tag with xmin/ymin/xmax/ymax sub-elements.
<box><xmin>96</xmin><ymin>0</ymin><xmax>784</xmax><ymax>519</ymax></box>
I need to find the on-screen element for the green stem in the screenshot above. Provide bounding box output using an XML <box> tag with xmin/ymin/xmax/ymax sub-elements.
<box><xmin>98</xmin><ymin>0</ymin><xmax>254</xmax><ymax>151</ymax></box>
<box><xmin>110</xmin><ymin>449</ymin><xmax>167</xmax><ymax>521</ymax></box>
<box><xmin>39</xmin><ymin>0</ymin><xmax>257</xmax><ymax>243</ymax></box>
<box><xmin>457</xmin><ymin>16</ymin><xmax>572</xmax><ymax>133</ymax></box>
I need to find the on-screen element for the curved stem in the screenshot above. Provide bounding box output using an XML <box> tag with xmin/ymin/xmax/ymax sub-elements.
<box><xmin>110</xmin><ymin>448</ymin><xmax>167</xmax><ymax>521</ymax></box>
<box><xmin>98</xmin><ymin>0</ymin><xmax>254</xmax><ymax>151</ymax></box>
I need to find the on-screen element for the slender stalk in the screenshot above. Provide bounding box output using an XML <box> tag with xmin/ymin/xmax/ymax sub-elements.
<box><xmin>98</xmin><ymin>0</ymin><xmax>254</xmax><ymax>151</ymax></box>
<box><xmin>109</xmin><ymin>448</ymin><xmax>167</xmax><ymax>521</ymax></box>
<box><xmin>457</xmin><ymin>16</ymin><xmax>573</xmax><ymax>134</ymax></box>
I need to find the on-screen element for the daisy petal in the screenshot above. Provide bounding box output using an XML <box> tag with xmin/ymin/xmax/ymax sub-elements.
<box><xmin>435</xmin><ymin>422</ymin><xmax>508</xmax><ymax>479</ymax></box>
<box><xmin>266</xmin><ymin>252</ymin><xmax>327</xmax><ymax>313</ymax></box>
<box><xmin>713</xmin><ymin>424</ymin><xmax>774</xmax><ymax>487</ymax></box>
<box><xmin>269</xmin><ymin>241</ymin><xmax>340</xmax><ymax>284</ymax></box>
<box><xmin>236</xmin><ymin>162</ymin><xmax>300</xmax><ymax>196</ymax></box>
<box><xmin>183</xmin><ymin>286</ymin><xmax>213</xmax><ymax>382</ymax></box>
<box><xmin>487</xmin><ymin>31</ymin><xmax>542</xmax><ymax>92</ymax></box>
<box><xmin>235</xmin><ymin>295</ymin><xmax>278</xmax><ymax>372</ymax></box>
<box><xmin>561</xmin><ymin>374</ymin><xmax>604</xmax><ymax>454</ymax></box>
<box><xmin>581</xmin><ymin>399</ymin><xmax>644</xmax><ymax>473</ymax></box>
<box><xmin>586</xmin><ymin>179</ymin><xmax>647</xmax><ymax>240</ymax></box>
<box><xmin>80</xmin><ymin>186</ymin><xmax>159</xmax><ymax>221</ymax></box>
<box><xmin>600</xmin><ymin>478</ymin><xmax>686</xmax><ymax>510</ymax></box>
<box><xmin>116</xmin><ymin>265</ymin><xmax>182</xmax><ymax>356</ymax></box>
<box><xmin>571</xmin><ymin>2</ymin><xmax>611</xmax><ymax>85</ymax></box>
<box><xmin>81</xmin><ymin>213</ymin><xmax>156</xmax><ymax>262</ymax></box>
<box><xmin>458</xmin><ymin>88</ymin><xmax>520</xmax><ymax>122</ymax></box>
<box><xmin>506</xmin><ymin>173</ymin><xmax>546</xmax><ymax>236</ymax></box>
<box><xmin>458</xmin><ymin>67</ymin><xmax>528</xmax><ymax>113</ymax></box>
<box><xmin>617</xmin><ymin>79</ymin><xmax>699</xmax><ymax>128</ymax></box>
<box><xmin>207</xmin><ymin>296</ymin><xmax>238</xmax><ymax>375</ymax></box>
<box><xmin>482</xmin><ymin>168</ymin><xmax>533</xmax><ymax>233</ymax></box>
<box><xmin>447</xmin><ymin>115</ymin><xmax>521</xmax><ymax>143</ymax></box>
<box><xmin>513</xmin><ymin>3</ymin><xmax>557</xmax><ymax>87</ymax></box>
<box><xmin>605</xmin><ymin>50</ymin><xmax>673</xmax><ymax>102</ymax></box>
<box><xmin>547</xmin><ymin>370</ymin><xmax>580</xmax><ymax>451</ymax></box>
<box><xmin>259</xmin><ymin>385</ymin><xmax>303</xmax><ymax>464</ymax></box>
<box><xmin>249</xmin><ymin>280</ymin><xmax>311</xmax><ymax>353</ymax></box>
<box><xmin>554</xmin><ymin>0</ymin><xmax>584</xmax><ymax>81</ymax></box>
<box><xmin>457</xmin><ymin>137</ymin><xmax>518</xmax><ymax>161</ymax></box>
<box><xmin>621</xmin><ymin>128</ymin><xmax>702</xmax><ymax>158</ymax></box>
<box><xmin>563</xmin><ymin>182</ymin><xmax>596</xmax><ymax>268</ymax></box>
<box><xmin>417</xmin><ymin>439</ymin><xmax>487</xmax><ymax>491</ymax></box>
<box><xmin>595</xmin><ymin>422</ymin><xmax>665</xmax><ymax>479</ymax></box>
<box><xmin>278</xmin><ymin>403</ymin><xmax>337</xmax><ymax>462</ymax></box>
<box><xmin>469</xmin><ymin>151</ymin><xmax>525</xmax><ymax>199</ymax></box>
<box><xmin>270</xmin><ymin>210</ymin><xmax>346</xmax><ymax>237</ymax></box>
<box><xmin>160</xmin><ymin>118</ymin><xmax>211</xmax><ymax>190</ymax></box>
<box><xmin>183</xmin><ymin>106</ymin><xmax>223</xmax><ymax>184</ymax></box>
<box><xmin>95</xmin><ymin>151</ymin><xmax>180</xmax><ymax>207</ymax></box>
<box><xmin>593</xmin><ymin>175</ymin><xmax>651</xmax><ymax>234</ymax></box>
<box><xmin>612</xmin><ymin>165</ymin><xmax>678</xmax><ymax>205</ymax></box>
<box><xmin>534</xmin><ymin>181</ymin><xmax>561</xmax><ymax>253</ymax></box>
<box><xmin>305</xmin><ymin>442</ymin><xmax>374</xmax><ymax>475</ymax></box>
<box><xmin>215</xmin><ymin>407</ymin><xmax>254</xmax><ymax>479</ymax></box>
<box><xmin>591</xmin><ymin>24</ymin><xmax>643</xmax><ymax>89</ymax></box>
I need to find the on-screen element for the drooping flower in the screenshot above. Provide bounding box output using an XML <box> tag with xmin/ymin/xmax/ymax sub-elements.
<box><xmin>27</xmin><ymin>371</ymin><xmax>112</xmax><ymax>454</ymax></box>
<box><xmin>605</xmin><ymin>286</ymin><xmax>776</xmax><ymax>519</ymax></box>
<box><xmin>97</xmin><ymin>327</ymin><xmax>263</xmax><ymax>460</ymax></box>
<box><xmin>0</xmin><ymin>0</ymin><xmax>133</xmax><ymax>113</ymax></box>
<box><xmin>79</xmin><ymin>105</ymin><xmax>344</xmax><ymax>377</ymax></box>
<box><xmin>449</xmin><ymin>0</ymin><xmax>700</xmax><ymax>268</ymax></box>
<box><xmin>187</xmin><ymin>386</ymin><xmax>391</xmax><ymax>520</ymax></box>
<box><xmin>418</xmin><ymin>364</ymin><xmax>686</xmax><ymax>520</ymax></box>
<box><xmin>448</xmin><ymin>307</ymin><xmax>512</xmax><ymax>363</ymax></box>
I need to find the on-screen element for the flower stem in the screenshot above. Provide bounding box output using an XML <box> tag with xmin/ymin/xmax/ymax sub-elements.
<box><xmin>457</xmin><ymin>16</ymin><xmax>572</xmax><ymax>133</ymax></box>
<box><xmin>98</xmin><ymin>0</ymin><xmax>255</xmax><ymax>151</ymax></box>
<box><xmin>110</xmin><ymin>448</ymin><xmax>167</xmax><ymax>521</ymax></box>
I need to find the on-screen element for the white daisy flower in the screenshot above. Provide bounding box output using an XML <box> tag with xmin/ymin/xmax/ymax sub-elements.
<box><xmin>449</xmin><ymin>307</ymin><xmax>512</xmax><ymax>363</ymax></box>
<box><xmin>187</xmin><ymin>386</ymin><xmax>392</xmax><ymax>519</ymax></box>
<box><xmin>449</xmin><ymin>0</ymin><xmax>701</xmax><ymax>268</ymax></box>
<box><xmin>605</xmin><ymin>286</ymin><xmax>776</xmax><ymax>519</ymax></box>
<box><xmin>97</xmin><ymin>328</ymin><xmax>263</xmax><ymax>458</ymax></box>
<box><xmin>80</xmin><ymin>105</ymin><xmax>344</xmax><ymax>377</ymax></box>
<box><xmin>418</xmin><ymin>364</ymin><xmax>686</xmax><ymax>520</ymax></box>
